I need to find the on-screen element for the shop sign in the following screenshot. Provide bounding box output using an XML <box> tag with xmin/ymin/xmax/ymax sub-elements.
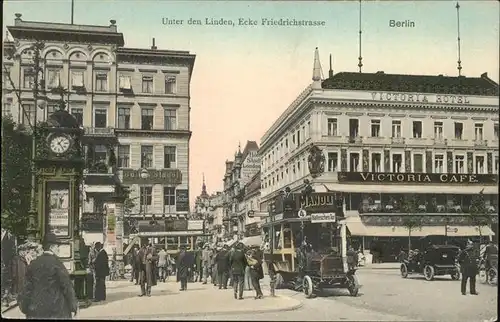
<box><xmin>176</xmin><ymin>189</ymin><xmax>189</xmax><ymax>212</ymax></box>
<box><xmin>310</xmin><ymin>213</ymin><xmax>336</xmax><ymax>223</ymax></box>
<box><xmin>338</xmin><ymin>172</ymin><xmax>498</xmax><ymax>184</ymax></box>
<box><xmin>81</xmin><ymin>212</ymin><xmax>104</xmax><ymax>232</ymax></box>
<box><xmin>122</xmin><ymin>169</ymin><xmax>182</xmax><ymax>185</ymax></box>
<box><xmin>296</xmin><ymin>193</ymin><xmax>337</xmax><ymax>213</ymax></box>
<box><xmin>188</xmin><ymin>220</ymin><xmax>203</xmax><ymax>231</ymax></box>
<box><xmin>138</xmin><ymin>220</ymin><xmax>166</xmax><ymax>233</ymax></box>
<box><xmin>165</xmin><ymin>219</ymin><xmax>188</xmax><ymax>231</ymax></box>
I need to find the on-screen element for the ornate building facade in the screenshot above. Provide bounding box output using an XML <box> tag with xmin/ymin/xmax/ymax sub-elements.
<box><xmin>3</xmin><ymin>14</ymin><xmax>196</xmax><ymax>247</ymax></box>
<box><xmin>259</xmin><ymin>48</ymin><xmax>499</xmax><ymax>258</ymax></box>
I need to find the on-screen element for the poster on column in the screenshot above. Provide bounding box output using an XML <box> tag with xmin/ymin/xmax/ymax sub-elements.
<box><xmin>46</xmin><ymin>182</ymin><xmax>70</xmax><ymax>237</ymax></box>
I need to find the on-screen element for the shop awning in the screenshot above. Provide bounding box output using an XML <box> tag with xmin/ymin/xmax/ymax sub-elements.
<box><xmin>347</xmin><ymin>224</ymin><xmax>494</xmax><ymax>237</ymax></box>
<box><xmin>240</xmin><ymin>235</ymin><xmax>262</xmax><ymax>247</ymax></box>
<box><xmin>324</xmin><ymin>183</ymin><xmax>498</xmax><ymax>195</ymax></box>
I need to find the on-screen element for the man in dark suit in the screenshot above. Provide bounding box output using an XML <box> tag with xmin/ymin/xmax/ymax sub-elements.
<box><xmin>229</xmin><ymin>242</ymin><xmax>248</xmax><ymax>300</ymax></box>
<box><xmin>177</xmin><ymin>246</ymin><xmax>190</xmax><ymax>291</ymax></box>
<box><xmin>18</xmin><ymin>233</ymin><xmax>78</xmax><ymax>319</ymax></box>
<box><xmin>215</xmin><ymin>245</ymin><xmax>230</xmax><ymax>289</ymax></box>
<box><xmin>458</xmin><ymin>241</ymin><xmax>479</xmax><ymax>295</ymax></box>
<box><xmin>138</xmin><ymin>244</ymin><xmax>158</xmax><ymax>296</ymax></box>
<box><xmin>93</xmin><ymin>242</ymin><xmax>109</xmax><ymax>302</ymax></box>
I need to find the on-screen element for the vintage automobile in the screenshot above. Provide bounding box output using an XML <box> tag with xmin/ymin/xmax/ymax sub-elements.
<box><xmin>400</xmin><ymin>245</ymin><xmax>461</xmax><ymax>281</ymax></box>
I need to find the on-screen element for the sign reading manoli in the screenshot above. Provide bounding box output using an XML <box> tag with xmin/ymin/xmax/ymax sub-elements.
<box><xmin>338</xmin><ymin>172</ymin><xmax>498</xmax><ymax>184</ymax></box>
<box><xmin>371</xmin><ymin>92</ymin><xmax>470</xmax><ymax>105</ymax></box>
<box><xmin>122</xmin><ymin>169</ymin><xmax>182</xmax><ymax>185</ymax></box>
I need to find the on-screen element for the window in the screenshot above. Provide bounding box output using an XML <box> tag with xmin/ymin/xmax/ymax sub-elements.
<box><xmin>454</xmin><ymin>122</ymin><xmax>463</xmax><ymax>139</ymax></box>
<box><xmin>475</xmin><ymin>156</ymin><xmax>485</xmax><ymax>174</ymax></box>
<box><xmin>46</xmin><ymin>69</ymin><xmax>60</xmax><ymax>89</ymax></box>
<box><xmin>163</xmin><ymin>187</ymin><xmax>176</xmax><ymax>210</ymax></box>
<box><xmin>140</xmin><ymin>186</ymin><xmax>153</xmax><ymax>210</ymax></box>
<box><xmin>495</xmin><ymin>156</ymin><xmax>499</xmax><ymax>174</ymax></box>
<box><xmin>71</xmin><ymin>71</ymin><xmax>84</xmax><ymax>88</ymax></box>
<box><xmin>297</xmin><ymin>130</ymin><xmax>301</xmax><ymax>146</ymax></box>
<box><xmin>371</xmin><ymin>120</ymin><xmax>380</xmax><ymax>137</ymax></box>
<box><xmin>117</xmin><ymin>107</ymin><xmax>130</xmax><ymax>129</ymax></box>
<box><xmin>141</xmin><ymin>145</ymin><xmax>154</xmax><ymax>168</ymax></box>
<box><xmin>95</xmin><ymin>72</ymin><xmax>108</xmax><ymax>92</ymax></box>
<box><xmin>434</xmin><ymin>121</ymin><xmax>443</xmax><ymax>138</ymax></box>
<box><xmin>455</xmin><ymin>155</ymin><xmax>465</xmax><ymax>173</ymax></box>
<box><xmin>412</xmin><ymin>121</ymin><xmax>422</xmax><ymax>138</ymax></box>
<box><xmin>392</xmin><ymin>154</ymin><xmax>402</xmax><ymax>173</ymax></box>
<box><xmin>164</xmin><ymin>146</ymin><xmax>176</xmax><ymax>168</ymax></box>
<box><xmin>23</xmin><ymin>69</ymin><xmax>35</xmax><ymax>89</ymax></box>
<box><xmin>413</xmin><ymin>154</ymin><xmax>423</xmax><ymax>173</ymax></box>
<box><xmin>165</xmin><ymin>75</ymin><xmax>177</xmax><ymax>94</ymax></box>
<box><xmin>119</xmin><ymin>75</ymin><xmax>132</xmax><ymax>90</ymax></box>
<box><xmin>142</xmin><ymin>75</ymin><xmax>153</xmax><ymax>93</ymax></box>
<box><xmin>94</xmin><ymin>145</ymin><xmax>108</xmax><ymax>163</ymax></box>
<box><xmin>285</xmin><ymin>138</ymin><xmax>288</xmax><ymax>149</ymax></box>
<box><xmin>474</xmin><ymin>123</ymin><xmax>483</xmax><ymax>141</ymax></box>
<box><xmin>164</xmin><ymin>109</ymin><xmax>177</xmax><ymax>130</ymax></box>
<box><xmin>141</xmin><ymin>108</ymin><xmax>154</xmax><ymax>130</ymax></box>
<box><xmin>392</xmin><ymin>120</ymin><xmax>401</xmax><ymax>138</ymax></box>
<box><xmin>434</xmin><ymin>155</ymin><xmax>444</xmax><ymax>173</ymax></box>
<box><xmin>495</xmin><ymin>123</ymin><xmax>499</xmax><ymax>140</ymax></box>
<box><xmin>2</xmin><ymin>98</ymin><xmax>12</xmax><ymax>116</ymax></box>
<box><xmin>47</xmin><ymin>104</ymin><xmax>58</xmax><ymax>119</ymax></box>
<box><xmin>94</xmin><ymin>109</ymin><xmax>107</xmax><ymax>128</ymax></box>
<box><xmin>71</xmin><ymin>108</ymin><xmax>83</xmax><ymax>126</ymax></box>
<box><xmin>349</xmin><ymin>153</ymin><xmax>360</xmax><ymax>172</ymax></box>
<box><xmin>292</xmin><ymin>134</ymin><xmax>295</xmax><ymax>145</ymax></box>
<box><xmin>371</xmin><ymin>153</ymin><xmax>381</xmax><ymax>172</ymax></box>
<box><xmin>327</xmin><ymin>152</ymin><xmax>338</xmax><ymax>172</ymax></box>
<box><xmin>22</xmin><ymin>104</ymin><xmax>35</xmax><ymax>125</ymax></box>
<box><xmin>117</xmin><ymin>145</ymin><xmax>130</xmax><ymax>168</ymax></box>
<box><xmin>349</xmin><ymin>119</ymin><xmax>359</xmax><ymax>137</ymax></box>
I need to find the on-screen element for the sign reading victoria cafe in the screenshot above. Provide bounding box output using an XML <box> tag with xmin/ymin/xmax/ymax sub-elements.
<box><xmin>338</xmin><ymin>172</ymin><xmax>498</xmax><ymax>184</ymax></box>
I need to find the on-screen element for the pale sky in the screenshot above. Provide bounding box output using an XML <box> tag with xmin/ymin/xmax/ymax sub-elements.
<box><xmin>3</xmin><ymin>0</ymin><xmax>499</xmax><ymax>208</ymax></box>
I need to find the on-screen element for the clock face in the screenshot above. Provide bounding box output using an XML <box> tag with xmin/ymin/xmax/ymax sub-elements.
<box><xmin>50</xmin><ymin>135</ymin><xmax>71</xmax><ymax>154</ymax></box>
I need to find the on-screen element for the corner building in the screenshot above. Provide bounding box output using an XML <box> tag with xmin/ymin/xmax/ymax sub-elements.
<box><xmin>259</xmin><ymin>48</ymin><xmax>499</xmax><ymax>262</ymax></box>
<box><xmin>3</xmin><ymin>14</ymin><xmax>195</xmax><ymax>246</ymax></box>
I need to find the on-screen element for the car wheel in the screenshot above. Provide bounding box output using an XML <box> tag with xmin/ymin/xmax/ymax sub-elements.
<box><xmin>303</xmin><ymin>275</ymin><xmax>314</xmax><ymax>299</ymax></box>
<box><xmin>424</xmin><ymin>265</ymin><xmax>435</xmax><ymax>281</ymax></box>
<box><xmin>487</xmin><ymin>268</ymin><xmax>497</xmax><ymax>286</ymax></box>
<box><xmin>400</xmin><ymin>264</ymin><xmax>408</xmax><ymax>278</ymax></box>
<box><xmin>347</xmin><ymin>274</ymin><xmax>359</xmax><ymax>297</ymax></box>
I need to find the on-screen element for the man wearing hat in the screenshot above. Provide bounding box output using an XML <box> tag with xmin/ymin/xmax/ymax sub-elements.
<box><xmin>458</xmin><ymin>240</ymin><xmax>479</xmax><ymax>295</ymax></box>
<box><xmin>177</xmin><ymin>245</ymin><xmax>190</xmax><ymax>291</ymax></box>
<box><xmin>201</xmin><ymin>243</ymin><xmax>212</xmax><ymax>284</ymax></box>
<box><xmin>229</xmin><ymin>242</ymin><xmax>248</xmax><ymax>300</ymax></box>
<box><xmin>215</xmin><ymin>245</ymin><xmax>230</xmax><ymax>289</ymax></box>
<box><xmin>93</xmin><ymin>242</ymin><xmax>109</xmax><ymax>302</ymax></box>
<box><xmin>18</xmin><ymin>233</ymin><xmax>78</xmax><ymax>319</ymax></box>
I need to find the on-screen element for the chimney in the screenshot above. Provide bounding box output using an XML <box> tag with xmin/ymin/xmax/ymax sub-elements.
<box><xmin>151</xmin><ymin>38</ymin><xmax>157</xmax><ymax>50</ymax></box>
<box><xmin>14</xmin><ymin>13</ymin><xmax>22</xmax><ymax>24</ymax></box>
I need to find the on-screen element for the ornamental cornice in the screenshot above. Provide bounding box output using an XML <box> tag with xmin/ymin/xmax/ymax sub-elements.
<box><xmin>310</xmin><ymin>99</ymin><xmax>498</xmax><ymax>112</ymax></box>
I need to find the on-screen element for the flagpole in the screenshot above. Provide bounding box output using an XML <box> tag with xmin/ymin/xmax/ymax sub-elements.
<box><xmin>455</xmin><ymin>2</ymin><xmax>462</xmax><ymax>76</ymax></box>
<box><xmin>71</xmin><ymin>0</ymin><xmax>75</xmax><ymax>24</ymax></box>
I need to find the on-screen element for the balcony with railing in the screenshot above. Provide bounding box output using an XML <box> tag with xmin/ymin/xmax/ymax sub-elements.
<box><xmin>362</xmin><ymin>136</ymin><xmax>391</xmax><ymax>145</ymax></box>
<box><xmin>348</xmin><ymin>136</ymin><xmax>363</xmax><ymax>144</ymax></box>
<box><xmin>83</xmin><ymin>127</ymin><xmax>118</xmax><ymax>145</ymax></box>
<box><xmin>391</xmin><ymin>137</ymin><xmax>405</xmax><ymax>145</ymax></box>
<box><xmin>433</xmin><ymin>137</ymin><xmax>448</xmax><ymax>146</ymax></box>
<box><xmin>474</xmin><ymin>139</ymin><xmax>488</xmax><ymax>148</ymax></box>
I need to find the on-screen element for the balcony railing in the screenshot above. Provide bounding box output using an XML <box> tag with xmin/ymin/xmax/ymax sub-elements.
<box><xmin>348</xmin><ymin>136</ymin><xmax>363</xmax><ymax>144</ymax></box>
<box><xmin>84</xmin><ymin>127</ymin><xmax>115</xmax><ymax>136</ymax></box>
<box><xmin>391</xmin><ymin>137</ymin><xmax>405</xmax><ymax>144</ymax></box>
<box><xmin>84</xmin><ymin>162</ymin><xmax>115</xmax><ymax>175</ymax></box>
<box><xmin>474</xmin><ymin>139</ymin><xmax>487</xmax><ymax>147</ymax></box>
<box><xmin>433</xmin><ymin>137</ymin><xmax>448</xmax><ymax>146</ymax></box>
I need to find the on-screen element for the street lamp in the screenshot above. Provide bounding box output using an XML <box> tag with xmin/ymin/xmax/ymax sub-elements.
<box><xmin>4</xmin><ymin>39</ymin><xmax>47</xmax><ymax>242</ymax></box>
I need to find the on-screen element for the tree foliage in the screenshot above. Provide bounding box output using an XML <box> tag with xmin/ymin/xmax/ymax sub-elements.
<box><xmin>468</xmin><ymin>190</ymin><xmax>493</xmax><ymax>240</ymax></box>
<box><xmin>1</xmin><ymin>116</ymin><xmax>32</xmax><ymax>239</ymax></box>
<box><xmin>401</xmin><ymin>194</ymin><xmax>424</xmax><ymax>250</ymax></box>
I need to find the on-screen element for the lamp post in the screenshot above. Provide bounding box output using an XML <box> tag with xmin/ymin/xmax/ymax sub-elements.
<box><xmin>4</xmin><ymin>39</ymin><xmax>47</xmax><ymax>242</ymax></box>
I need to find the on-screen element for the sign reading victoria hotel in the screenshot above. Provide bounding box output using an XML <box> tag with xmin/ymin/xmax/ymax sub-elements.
<box><xmin>338</xmin><ymin>172</ymin><xmax>498</xmax><ymax>184</ymax></box>
<box><xmin>371</xmin><ymin>92</ymin><xmax>471</xmax><ymax>104</ymax></box>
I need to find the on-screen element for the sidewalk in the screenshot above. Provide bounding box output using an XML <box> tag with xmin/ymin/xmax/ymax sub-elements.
<box><xmin>2</xmin><ymin>279</ymin><xmax>302</xmax><ymax>319</ymax></box>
